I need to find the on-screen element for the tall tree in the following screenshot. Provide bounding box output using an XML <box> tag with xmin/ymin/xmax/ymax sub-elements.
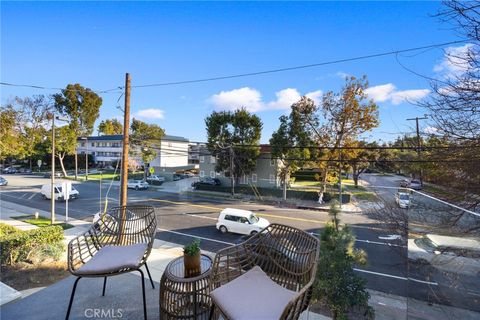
<box><xmin>270</xmin><ymin>97</ymin><xmax>316</xmax><ymax>200</ymax></box>
<box><xmin>0</xmin><ymin>105</ymin><xmax>22</xmax><ymax>163</ymax></box>
<box><xmin>205</xmin><ymin>108</ymin><xmax>262</xmax><ymax>191</ymax></box>
<box><xmin>422</xmin><ymin>1</ymin><xmax>480</xmax><ymax>140</ymax></box>
<box><xmin>98</xmin><ymin>119</ymin><xmax>123</xmax><ymax>135</ymax></box>
<box><xmin>294</xmin><ymin>76</ymin><xmax>379</xmax><ymax>202</ymax></box>
<box><xmin>53</xmin><ymin>84</ymin><xmax>102</xmax><ymax>175</ymax></box>
<box><xmin>343</xmin><ymin>140</ymin><xmax>380</xmax><ymax>187</ymax></box>
<box><xmin>13</xmin><ymin>95</ymin><xmax>51</xmax><ymax>168</ymax></box>
<box><xmin>130</xmin><ymin>119</ymin><xmax>165</xmax><ymax>180</ymax></box>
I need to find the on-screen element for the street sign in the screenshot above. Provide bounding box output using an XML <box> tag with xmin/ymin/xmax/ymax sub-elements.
<box><xmin>149</xmin><ymin>167</ymin><xmax>155</xmax><ymax>174</ymax></box>
<box><xmin>37</xmin><ymin>160</ymin><xmax>42</xmax><ymax>167</ymax></box>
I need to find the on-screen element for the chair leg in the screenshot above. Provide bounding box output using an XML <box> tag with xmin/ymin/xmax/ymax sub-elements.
<box><xmin>138</xmin><ymin>269</ymin><xmax>147</xmax><ymax>320</ymax></box>
<box><xmin>66</xmin><ymin>276</ymin><xmax>81</xmax><ymax>320</ymax></box>
<box><xmin>102</xmin><ymin>277</ymin><xmax>107</xmax><ymax>296</ymax></box>
<box><xmin>208</xmin><ymin>304</ymin><xmax>215</xmax><ymax>320</ymax></box>
<box><xmin>144</xmin><ymin>262</ymin><xmax>155</xmax><ymax>289</ymax></box>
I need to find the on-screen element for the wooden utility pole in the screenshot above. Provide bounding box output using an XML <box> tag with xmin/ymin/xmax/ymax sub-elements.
<box><xmin>407</xmin><ymin>116</ymin><xmax>428</xmax><ymax>185</ymax></box>
<box><xmin>120</xmin><ymin>73</ymin><xmax>131</xmax><ymax>208</ymax></box>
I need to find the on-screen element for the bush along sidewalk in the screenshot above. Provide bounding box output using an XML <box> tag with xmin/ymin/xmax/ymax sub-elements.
<box><xmin>311</xmin><ymin>201</ymin><xmax>374</xmax><ymax>319</ymax></box>
<box><xmin>0</xmin><ymin>223</ymin><xmax>64</xmax><ymax>265</ymax></box>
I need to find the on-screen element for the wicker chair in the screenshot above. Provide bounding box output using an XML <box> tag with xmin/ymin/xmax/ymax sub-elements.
<box><xmin>209</xmin><ymin>223</ymin><xmax>320</xmax><ymax>320</ymax></box>
<box><xmin>66</xmin><ymin>205</ymin><xmax>157</xmax><ymax>320</ymax></box>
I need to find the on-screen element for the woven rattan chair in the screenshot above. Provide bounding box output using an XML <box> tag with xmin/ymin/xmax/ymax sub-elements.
<box><xmin>209</xmin><ymin>223</ymin><xmax>320</xmax><ymax>320</ymax></box>
<box><xmin>66</xmin><ymin>205</ymin><xmax>157</xmax><ymax>320</ymax></box>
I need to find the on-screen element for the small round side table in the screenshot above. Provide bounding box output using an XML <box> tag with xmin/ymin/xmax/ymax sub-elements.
<box><xmin>160</xmin><ymin>254</ymin><xmax>213</xmax><ymax>319</ymax></box>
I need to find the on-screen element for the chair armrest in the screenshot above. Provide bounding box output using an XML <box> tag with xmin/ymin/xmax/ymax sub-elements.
<box><xmin>209</xmin><ymin>242</ymin><xmax>254</xmax><ymax>291</ymax></box>
<box><xmin>68</xmin><ymin>228</ymin><xmax>100</xmax><ymax>274</ymax></box>
<box><xmin>279</xmin><ymin>273</ymin><xmax>316</xmax><ymax>320</ymax></box>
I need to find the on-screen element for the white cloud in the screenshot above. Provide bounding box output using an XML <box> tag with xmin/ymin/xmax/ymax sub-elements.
<box><xmin>423</xmin><ymin>126</ymin><xmax>439</xmax><ymax>135</ymax></box>
<box><xmin>209</xmin><ymin>87</ymin><xmax>264</xmax><ymax>112</ymax></box>
<box><xmin>336</xmin><ymin>71</ymin><xmax>351</xmax><ymax>79</ymax></box>
<box><xmin>135</xmin><ymin>108</ymin><xmax>165</xmax><ymax>119</ymax></box>
<box><xmin>365</xmin><ymin>84</ymin><xmax>396</xmax><ymax>102</ymax></box>
<box><xmin>365</xmin><ymin>83</ymin><xmax>430</xmax><ymax>105</ymax></box>
<box><xmin>433</xmin><ymin>44</ymin><xmax>474</xmax><ymax>78</ymax></box>
<box><xmin>209</xmin><ymin>87</ymin><xmax>322</xmax><ymax>112</ymax></box>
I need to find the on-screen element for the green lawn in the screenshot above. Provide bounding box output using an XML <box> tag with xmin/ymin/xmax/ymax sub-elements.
<box><xmin>64</xmin><ymin>172</ymin><xmax>145</xmax><ymax>181</ymax></box>
<box><xmin>13</xmin><ymin>215</ymin><xmax>74</xmax><ymax>230</ymax></box>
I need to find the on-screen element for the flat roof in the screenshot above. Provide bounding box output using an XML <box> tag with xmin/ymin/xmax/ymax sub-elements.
<box><xmin>220</xmin><ymin>208</ymin><xmax>254</xmax><ymax>217</ymax></box>
<box><xmin>77</xmin><ymin>134</ymin><xmax>189</xmax><ymax>142</ymax></box>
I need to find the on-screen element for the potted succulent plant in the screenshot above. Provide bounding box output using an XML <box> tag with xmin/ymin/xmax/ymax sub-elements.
<box><xmin>183</xmin><ymin>239</ymin><xmax>201</xmax><ymax>277</ymax></box>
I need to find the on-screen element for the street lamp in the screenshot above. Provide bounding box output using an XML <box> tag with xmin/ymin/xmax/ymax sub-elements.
<box><xmin>80</xmin><ymin>137</ymin><xmax>89</xmax><ymax>181</ymax></box>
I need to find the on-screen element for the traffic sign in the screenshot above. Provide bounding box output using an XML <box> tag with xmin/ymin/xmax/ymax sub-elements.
<box><xmin>149</xmin><ymin>167</ymin><xmax>155</xmax><ymax>174</ymax></box>
<box><xmin>37</xmin><ymin>160</ymin><xmax>42</xmax><ymax>167</ymax></box>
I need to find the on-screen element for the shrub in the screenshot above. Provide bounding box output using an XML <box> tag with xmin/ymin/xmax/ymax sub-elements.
<box><xmin>0</xmin><ymin>223</ymin><xmax>19</xmax><ymax>237</ymax></box>
<box><xmin>0</xmin><ymin>225</ymin><xmax>64</xmax><ymax>265</ymax></box>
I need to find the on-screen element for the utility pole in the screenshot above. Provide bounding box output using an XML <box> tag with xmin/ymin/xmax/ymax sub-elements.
<box><xmin>74</xmin><ymin>150</ymin><xmax>78</xmax><ymax>180</ymax></box>
<box><xmin>338</xmin><ymin>151</ymin><xmax>342</xmax><ymax>209</ymax></box>
<box><xmin>50</xmin><ymin>114</ymin><xmax>56</xmax><ymax>224</ymax></box>
<box><xmin>229</xmin><ymin>145</ymin><xmax>235</xmax><ymax>196</ymax></box>
<box><xmin>120</xmin><ymin>73</ymin><xmax>131</xmax><ymax>208</ymax></box>
<box><xmin>407</xmin><ymin>116</ymin><xmax>428</xmax><ymax>185</ymax></box>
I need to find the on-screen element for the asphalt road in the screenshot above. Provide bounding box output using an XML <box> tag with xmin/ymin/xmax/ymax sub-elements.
<box><xmin>1</xmin><ymin>174</ymin><xmax>479</xmax><ymax>312</ymax></box>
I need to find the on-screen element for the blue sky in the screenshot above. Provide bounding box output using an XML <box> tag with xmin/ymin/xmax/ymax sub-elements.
<box><xmin>1</xmin><ymin>1</ymin><xmax>465</xmax><ymax>143</ymax></box>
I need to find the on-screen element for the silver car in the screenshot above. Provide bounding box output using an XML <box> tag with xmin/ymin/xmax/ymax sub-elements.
<box><xmin>127</xmin><ymin>179</ymin><xmax>149</xmax><ymax>190</ymax></box>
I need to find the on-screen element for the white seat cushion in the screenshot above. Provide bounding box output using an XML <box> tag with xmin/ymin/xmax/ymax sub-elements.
<box><xmin>211</xmin><ymin>266</ymin><xmax>298</xmax><ymax>320</ymax></box>
<box><xmin>77</xmin><ymin>243</ymin><xmax>147</xmax><ymax>275</ymax></box>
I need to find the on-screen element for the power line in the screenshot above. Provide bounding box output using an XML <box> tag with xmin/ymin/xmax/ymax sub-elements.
<box><xmin>1</xmin><ymin>39</ymin><xmax>468</xmax><ymax>92</ymax></box>
<box><xmin>130</xmin><ymin>40</ymin><xmax>468</xmax><ymax>88</ymax></box>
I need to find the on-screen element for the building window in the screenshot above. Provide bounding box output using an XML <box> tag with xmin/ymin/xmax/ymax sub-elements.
<box><xmin>210</xmin><ymin>156</ymin><xmax>216</xmax><ymax>164</ymax></box>
<box><xmin>270</xmin><ymin>159</ymin><xmax>275</xmax><ymax>166</ymax></box>
<box><xmin>200</xmin><ymin>171</ymin><xmax>205</xmax><ymax>177</ymax></box>
<box><xmin>91</xmin><ymin>142</ymin><xmax>95</xmax><ymax>147</ymax></box>
<box><xmin>210</xmin><ymin>171</ymin><xmax>216</xmax><ymax>178</ymax></box>
<box><xmin>200</xmin><ymin>156</ymin><xmax>204</xmax><ymax>163</ymax></box>
<box><xmin>252</xmin><ymin>174</ymin><xmax>257</xmax><ymax>183</ymax></box>
<box><xmin>269</xmin><ymin>174</ymin><xmax>275</xmax><ymax>184</ymax></box>
<box><xmin>81</xmin><ymin>142</ymin><xmax>85</xmax><ymax>147</ymax></box>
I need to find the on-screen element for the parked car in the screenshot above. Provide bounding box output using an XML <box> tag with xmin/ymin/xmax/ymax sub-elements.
<box><xmin>0</xmin><ymin>176</ymin><xmax>7</xmax><ymax>186</ymax></box>
<box><xmin>2</xmin><ymin>167</ymin><xmax>17</xmax><ymax>174</ymax></box>
<box><xmin>192</xmin><ymin>177</ymin><xmax>221</xmax><ymax>188</ymax></box>
<box><xmin>18</xmin><ymin>167</ymin><xmax>33</xmax><ymax>174</ymax></box>
<box><xmin>409</xmin><ymin>179</ymin><xmax>423</xmax><ymax>190</ymax></box>
<box><xmin>395</xmin><ymin>191</ymin><xmax>410</xmax><ymax>209</ymax></box>
<box><xmin>147</xmin><ymin>175</ymin><xmax>165</xmax><ymax>184</ymax></box>
<box><xmin>216</xmin><ymin>208</ymin><xmax>270</xmax><ymax>236</ymax></box>
<box><xmin>43</xmin><ymin>171</ymin><xmax>64</xmax><ymax>178</ymax></box>
<box><xmin>408</xmin><ymin>234</ymin><xmax>480</xmax><ymax>276</ymax></box>
<box><xmin>40</xmin><ymin>182</ymin><xmax>79</xmax><ymax>201</ymax></box>
<box><xmin>399</xmin><ymin>179</ymin><xmax>409</xmax><ymax>188</ymax></box>
<box><xmin>127</xmin><ymin>179</ymin><xmax>149</xmax><ymax>190</ymax></box>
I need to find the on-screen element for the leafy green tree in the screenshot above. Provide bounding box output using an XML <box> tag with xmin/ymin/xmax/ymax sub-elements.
<box><xmin>293</xmin><ymin>76</ymin><xmax>379</xmax><ymax>202</ymax></box>
<box><xmin>343</xmin><ymin>140</ymin><xmax>380</xmax><ymax>187</ymax></box>
<box><xmin>0</xmin><ymin>105</ymin><xmax>22</xmax><ymax>163</ymax></box>
<box><xmin>98</xmin><ymin>118</ymin><xmax>123</xmax><ymax>135</ymax></box>
<box><xmin>205</xmin><ymin>108</ymin><xmax>262</xmax><ymax>191</ymax></box>
<box><xmin>313</xmin><ymin>201</ymin><xmax>373</xmax><ymax>320</ymax></box>
<box><xmin>53</xmin><ymin>84</ymin><xmax>102</xmax><ymax>175</ymax></box>
<box><xmin>130</xmin><ymin>119</ymin><xmax>165</xmax><ymax>180</ymax></box>
<box><xmin>270</xmin><ymin>97</ymin><xmax>316</xmax><ymax>200</ymax></box>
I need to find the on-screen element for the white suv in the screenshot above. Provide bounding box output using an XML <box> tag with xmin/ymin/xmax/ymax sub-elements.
<box><xmin>216</xmin><ymin>208</ymin><xmax>270</xmax><ymax>236</ymax></box>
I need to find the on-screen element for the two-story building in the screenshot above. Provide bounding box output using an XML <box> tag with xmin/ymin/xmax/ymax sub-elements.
<box><xmin>198</xmin><ymin>145</ymin><xmax>282</xmax><ymax>189</ymax></box>
<box><xmin>76</xmin><ymin>134</ymin><xmax>190</xmax><ymax>171</ymax></box>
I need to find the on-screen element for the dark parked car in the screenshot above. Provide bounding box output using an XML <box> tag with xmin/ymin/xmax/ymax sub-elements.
<box><xmin>18</xmin><ymin>167</ymin><xmax>33</xmax><ymax>174</ymax></box>
<box><xmin>43</xmin><ymin>171</ymin><xmax>64</xmax><ymax>178</ymax></box>
<box><xmin>192</xmin><ymin>177</ymin><xmax>221</xmax><ymax>188</ymax></box>
<box><xmin>2</xmin><ymin>167</ymin><xmax>17</xmax><ymax>174</ymax></box>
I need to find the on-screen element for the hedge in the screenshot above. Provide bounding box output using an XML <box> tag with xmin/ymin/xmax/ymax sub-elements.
<box><xmin>0</xmin><ymin>224</ymin><xmax>64</xmax><ymax>265</ymax></box>
<box><xmin>195</xmin><ymin>185</ymin><xmax>351</xmax><ymax>203</ymax></box>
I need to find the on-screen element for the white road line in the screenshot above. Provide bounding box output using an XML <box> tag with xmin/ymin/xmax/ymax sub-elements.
<box><xmin>353</xmin><ymin>268</ymin><xmax>438</xmax><ymax>286</ymax></box>
<box><xmin>156</xmin><ymin>227</ymin><xmax>235</xmax><ymax>245</ymax></box>
<box><xmin>183</xmin><ymin>213</ymin><xmax>218</xmax><ymax>220</ymax></box>
<box><xmin>355</xmin><ymin>239</ymin><xmax>406</xmax><ymax>248</ymax></box>
<box><xmin>27</xmin><ymin>193</ymin><xmax>36</xmax><ymax>200</ymax></box>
